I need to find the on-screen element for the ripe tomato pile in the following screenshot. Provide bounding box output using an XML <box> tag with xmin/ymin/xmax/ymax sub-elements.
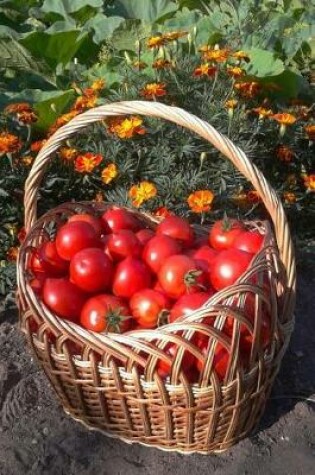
<box><xmin>27</xmin><ymin>208</ymin><xmax>270</xmax><ymax>381</ymax></box>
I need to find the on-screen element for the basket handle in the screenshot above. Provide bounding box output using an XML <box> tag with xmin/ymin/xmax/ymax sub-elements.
<box><xmin>24</xmin><ymin>100</ymin><xmax>296</xmax><ymax>317</ymax></box>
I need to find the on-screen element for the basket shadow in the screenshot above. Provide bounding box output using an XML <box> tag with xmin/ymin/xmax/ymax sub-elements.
<box><xmin>253</xmin><ymin>250</ymin><xmax>315</xmax><ymax>435</ymax></box>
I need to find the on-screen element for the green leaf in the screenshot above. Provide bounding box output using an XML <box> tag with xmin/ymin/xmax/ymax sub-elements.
<box><xmin>245</xmin><ymin>48</ymin><xmax>285</xmax><ymax>77</ymax></box>
<box><xmin>41</xmin><ymin>0</ymin><xmax>103</xmax><ymax>19</ymax></box>
<box><xmin>260</xmin><ymin>69</ymin><xmax>310</xmax><ymax>98</ymax></box>
<box><xmin>20</xmin><ymin>30</ymin><xmax>88</xmax><ymax>68</ymax></box>
<box><xmin>194</xmin><ymin>16</ymin><xmax>219</xmax><ymax>46</ymax></box>
<box><xmin>33</xmin><ymin>90</ymin><xmax>76</xmax><ymax>132</ymax></box>
<box><xmin>111</xmin><ymin>19</ymin><xmax>152</xmax><ymax>51</ymax></box>
<box><xmin>106</xmin><ymin>0</ymin><xmax>178</xmax><ymax>24</ymax></box>
<box><xmin>85</xmin><ymin>64</ymin><xmax>123</xmax><ymax>88</ymax></box>
<box><xmin>85</xmin><ymin>13</ymin><xmax>124</xmax><ymax>44</ymax></box>
<box><xmin>162</xmin><ymin>8</ymin><xmax>201</xmax><ymax>30</ymax></box>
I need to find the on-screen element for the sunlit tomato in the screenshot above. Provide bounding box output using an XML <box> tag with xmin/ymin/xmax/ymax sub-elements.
<box><xmin>210</xmin><ymin>249</ymin><xmax>253</xmax><ymax>291</ymax></box>
<box><xmin>156</xmin><ymin>216</ymin><xmax>194</xmax><ymax>247</ymax></box>
<box><xmin>43</xmin><ymin>278</ymin><xmax>87</xmax><ymax>321</ymax></box>
<box><xmin>157</xmin><ymin>343</ymin><xmax>195</xmax><ymax>379</ymax></box>
<box><xmin>130</xmin><ymin>289</ymin><xmax>171</xmax><ymax>328</ymax></box>
<box><xmin>195</xmin><ymin>339</ymin><xmax>230</xmax><ymax>381</ymax></box>
<box><xmin>136</xmin><ymin>228</ymin><xmax>155</xmax><ymax>246</ymax></box>
<box><xmin>113</xmin><ymin>257</ymin><xmax>152</xmax><ymax>298</ymax></box>
<box><xmin>209</xmin><ymin>218</ymin><xmax>245</xmax><ymax>250</ymax></box>
<box><xmin>70</xmin><ymin>248</ymin><xmax>114</xmax><ymax>293</ymax></box>
<box><xmin>158</xmin><ymin>255</ymin><xmax>207</xmax><ymax>299</ymax></box>
<box><xmin>108</xmin><ymin>230</ymin><xmax>142</xmax><ymax>261</ymax></box>
<box><xmin>56</xmin><ymin>221</ymin><xmax>101</xmax><ymax>261</ymax></box>
<box><xmin>169</xmin><ymin>291</ymin><xmax>214</xmax><ymax>323</ymax></box>
<box><xmin>80</xmin><ymin>294</ymin><xmax>131</xmax><ymax>333</ymax></box>
<box><xmin>188</xmin><ymin>246</ymin><xmax>218</xmax><ymax>267</ymax></box>
<box><xmin>102</xmin><ymin>208</ymin><xmax>141</xmax><ymax>233</ymax></box>
<box><xmin>142</xmin><ymin>235</ymin><xmax>182</xmax><ymax>273</ymax></box>
<box><xmin>68</xmin><ymin>213</ymin><xmax>105</xmax><ymax>237</ymax></box>
<box><xmin>233</xmin><ymin>230</ymin><xmax>264</xmax><ymax>255</ymax></box>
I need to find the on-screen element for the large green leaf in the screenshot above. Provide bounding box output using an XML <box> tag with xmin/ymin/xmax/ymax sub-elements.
<box><xmin>85</xmin><ymin>64</ymin><xmax>123</xmax><ymax>88</ymax></box>
<box><xmin>20</xmin><ymin>30</ymin><xmax>88</xmax><ymax>68</ymax></box>
<box><xmin>41</xmin><ymin>0</ymin><xmax>103</xmax><ymax>19</ymax></box>
<box><xmin>111</xmin><ymin>19</ymin><xmax>152</xmax><ymax>51</ymax></box>
<box><xmin>106</xmin><ymin>0</ymin><xmax>178</xmax><ymax>24</ymax></box>
<box><xmin>85</xmin><ymin>13</ymin><xmax>124</xmax><ymax>44</ymax></box>
<box><xmin>245</xmin><ymin>48</ymin><xmax>285</xmax><ymax>77</ymax></box>
<box><xmin>194</xmin><ymin>17</ymin><xmax>219</xmax><ymax>46</ymax></box>
<box><xmin>260</xmin><ymin>70</ymin><xmax>309</xmax><ymax>98</ymax></box>
<box><xmin>162</xmin><ymin>8</ymin><xmax>201</xmax><ymax>30</ymax></box>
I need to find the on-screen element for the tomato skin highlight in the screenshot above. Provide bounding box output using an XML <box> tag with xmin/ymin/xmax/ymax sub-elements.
<box><xmin>156</xmin><ymin>216</ymin><xmax>194</xmax><ymax>247</ymax></box>
<box><xmin>68</xmin><ymin>213</ymin><xmax>104</xmax><ymax>237</ymax></box>
<box><xmin>56</xmin><ymin>221</ymin><xmax>101</xmax><ymax>261</ymax></box>
<box><xmin>70</xmin><ymin>247</ymin><xmax>114</xmax><ymax>293</ymax></box>
<box><xmin>136</xmin><ymin>228</ymin><xmax>155</xmax><ymax>246</ymax></box>
<box><xmin>80</xmin><ymin>294</ymin><xmax>131</xmax><ymax>333</ymax></box>
<box><xmin>113</xmin><ymin>257</ymin><xmax>152</xmax><ymax>298</ymax></box>
<box><xmin>130</xmin><ymin>289</ymin><xmax>171</xmax><ymax>328</ymax></box>
<box><xmin>158</xmin><ymin>254</ymin><xmax>207</xmax><ymax>299</ymax></box>
<box><xmin>233</xmin><ymin>230</ymin><xmax>264</xmax><ymax>255</ymax></box>
<box><xmin>43</xmin><ymin>278</ymin><xmax>87</xmax><ymax>321</ymax></box>
<box><xmin>210</xmin><ymin>249</ymin><xmax>253</xmax><ymax>291</ymax></box>
<box><xmin>108</xmin><ymin>230</ymin><xmax>143</xmax><ymax>261</ymax></box>
<box><xmin>209</xmin><ymin>219</ymin><xmax>244</xmax><ymax>250</ymax></box>
<box><xmin>169</xmin><ymin>291</ymin><xmax>214</xmax><ymax>323</ymax></box>
<box><xmin>143</xmin><ymin>235</ymin><xmax>182</xmax><ymax>273</ymax></box>
<box><xmin>102</xmin><ymin>208</ymin><xmax>141</xmax><ymax>233</ymax></box>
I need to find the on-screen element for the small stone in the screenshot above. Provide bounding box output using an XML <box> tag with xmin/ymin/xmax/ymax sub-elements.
<box><xmin>294</xmin><ymin>350</ymin><xmax>304</xmax><ymax>358</ymax></box>
<box><xmin>43</xmin><ymin>427</ymin><xmax>49</xmax><ymax>436</ymax></box>
<box><xmin>31</xmin><ymin>439</ymin><xmax>38</xmax><ymax>445</ymax></box>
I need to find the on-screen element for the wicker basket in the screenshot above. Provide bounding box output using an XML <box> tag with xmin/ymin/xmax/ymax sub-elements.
<box><xmin>17</xmin><ymin>101</ymin><xmax>296</xmax><ymax>454</ymax></box>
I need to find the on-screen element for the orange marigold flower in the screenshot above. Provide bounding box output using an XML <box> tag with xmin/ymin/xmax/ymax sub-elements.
<box><xmin>0</xmin><ymin>132</ymin><xmax>22</xmax><ymax>154</ymax></box>
<box><xmin>276</xmin><ymin>145</ymin><xmax>294</xmax><ymax>163</ymax></box>
<box><xmin>4</xmin><ymin>102</ymin><xmax>32</xmax><ymax>114</ymax></box>
<box><xmin>202</xmin><ymin>48</ymin><xmax>229</xmax><ymax>63</ymax></box>
<box><xmin>227</xmin><ymin>66</ymin><xmax>244</xmax><ymax>78</ymax></box>
<box><xmin>187</xmin><ymin>190</ymin><xmax>214</xmax><ymax>213</ymax></box>
<box><xmin>286</xmin><ymin>174</ymin><xmax>297</xmax><ymax>186</ymax></box>
<box><xmin>232</xmin><ymin>51</ymin><xmax>250</xmax><ymax>61</ymax></box>
<box><xmin>59</xmin><ymin>147</ymin><xmax>78</xmax><ymax>162</ymax></box>
<box><xmin>107</xmin><ymin>116</ymin><xmax>146</xmax><ymax>139</ymax></box>
<box><xmin>17</xmin><ymin>227</ymin><xmax>26</xmax><ymax>243</ymax></box>
<box><xmin>82</xmin><ymin>87</ymin><xmax>96</xmax><ymax>98</ymax></box>
<box><xmin>74</xmin><ymin>152</ymin><xmax>103</xmax><ymax>173</ymax></box>
<box><xmin>163</xmin><ymin>31</ymin><xmax>188</xmax><ymax>41</ymax></box>
<box><xmin>305</xmin><ymin>124</ymin><xmax>315</xmax><ymax>141</ymax></box>
<box><xmin>73</xmin><ymin>94</ymin><xmax>97</xmax><ymax>112</ymax></box>
<box><xmin>6</xmin><ymin>246</ymin><xmax>19</xmax><ymax>261</ymax></box>
<box><xmin>17</xmin><ymin>110</ymin><xmax>38</xmax><ymax>124</ymax></box>
<box><xmin>21</xmin><ymin>155</ymin><xmax>34</xmax><ymax>166</ymax></box>
<box><xmin>272</xmin><ymin>113</ymin><xmax>297</xmax><ymax>126</ymax></box>
<box><xmin>101</xmin><ymin>163</ymin><xmax>118</xmax><ymax>184</ymax></box>
<box><xmin>93</xmin><ymin>191</ymin><xmax>104</xmax><ymax>202</ymax></box>
<box><xmin>129</xmin><ymin>181</ymin><xmax>157</xmax><ymax>207</ymax></box>
<box><xmin>193</xmin><ymin>63</ymin><xmax>217</xmax><ymax>77</ymax></box>
<box><xmin>147</xmin><ymin>36</ymin><xmax>166</xmax><ymax>48</ymax></box>
<box><xmin>133</xmin><ymin>60</ymin><xmax>148</xmax><ymax>70</ymax></box>
<box><xmin>283</xmin><ymin>191</ymin><xmax>296</xmax><ymax>204</ymax></box>
<box><xmin>153</xmin><ymin>206</ymin><xmax>172</xmax><ymax>219</ymax></box>
<box><xmin>234</xmin><ymin>81</ymin><xmax>261</xmax><ymax>98</ymax></box>
<box><xmin>152</xmin><ymin>59</ymin><xmax>173</xmax><ymax>69</ymax></box>
<box><xmin>303</xmin><ymin>174</ymin><xmax>315</xmax><ymax>192</ymax></box>
<box><xmin>252</xmin><ymin>107</ymin><xmax>273</xmax><ymax>119</ymax></box>
<box><xmin>30</xmin><ymin>140</ymin><xmax>46</xmax><ymax>153</ymax></box>
<box><xmin>247</xmin><ymin>190</ymin><xmax>261</xmax><ymax>203</ymax></box>
<box><xmin>232</xmin><ymin>192</ymin><xmax>248</xmax><ymax>207</ymax></box>
<box><xmin>49</xmin><ymin>110</ymin><xmax>79</xmax><ymax>135</ymax></box>
<box><xmin>91</xmin><ymin>79</ymin><xmax>105</xmax><ymax>91</ymax></box>
<box><xmin>225</xmin><ymin>99</ymin><xmax>238</xmax><ymax>109</ymax></box>
<box><xmin>140</xmin><ymin>83</ymin><xmax>167</xmax><ymax>99</ymax></box>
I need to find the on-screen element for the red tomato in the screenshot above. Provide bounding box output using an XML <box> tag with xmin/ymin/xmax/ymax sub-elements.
<box><xmin>157</xmin><ymin>343</ymin><xmax>195</xmax><ymax>379</ymax></box>
<box><xmin>233</xmin><ymin>230</ymin><xmax>264</xmax><ymax>255</ymax></box>
<box><xmin>43</xmin><ymin>278</ymin><xmax>87</xmax><ymax>321</ymax></box>
<box><xmin>158</xmin><ymin>255</ymin><xmax>207</xmax><ymax>299</ymax></box>
<box><xmin>56</xmin><ymin>221</ymin><xmax>101</xmax><ymax>261</ymax></box>
<box><xmin>169</xmin><ymin>291</ymin><xmax>214</xmax><ymax>323</ymax></box>
<box><xmin>209</xmin><ymin>218</ymin><xmax>245</xmax><ymax>250</ymax></box>
<box><xmin>68</xmin><ymin>213</ymin><xmax>105</xmax><ymax>237</ymax></box>
<box><xmin>210</xmin><ymin>249</ymin><xmax>253</xmax><ymax>291</ymax></box>
<box><xmin>28</xmin><ymin>242</ymin><xmax>68</xmax><ymax>277</ymax></box>
<box><xmin>156</xmin><ymin>216</ymin><xmax>194</xmax><ymax>247</ymax></box>
<box><xmin>195</xmin><ymin>339</ymin><xmax>229</xmax><ymax>381</ymax></box>
<box><xmin>108</xmin><ymin>230</ymin><xmax>142</xmax><ymax>261</ymax></box>
<box><xmin>113</xmin><ymin>257</ymin><xmax>152</xmax><ymax>298</ymax></box>
<box><xmin>130</xmin><ymin>289</ymin><xmax>171</xmax><ymax>328</ymax></box>
<box><xmin>70</xmin><ymin>248</ymin><xmax>114</xmax><ymax>293</ymax></box>
<box><xmin>102</xmin><ymin>208</ymin><xmax>141</xmax><ymax>233</ymax></box>
<box><xmin>143</xmin><ymin>235</ymin><xmax>182</xmax><ymax>274</ymax></box>
<box><xmin>189</xmin><ymin>246</ymin><xmax>218</xmax><ymax>267</ymax></box>
<box><xmin>136</xmin><ymin>228</ymin><xmax>155</xmax><ymax>246</ymax></box>
<box><xmin>29</xmin><ymin>275</ymin><xmax>46</xmax><ymax>295</ymax></box>
<box><xmin>80</xmin><ymin>294</ymin><xmax>131</xmax><ymax>333</ymax></box>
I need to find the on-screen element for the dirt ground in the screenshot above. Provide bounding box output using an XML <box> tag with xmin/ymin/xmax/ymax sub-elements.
<box><xmin>0</xmin><ymin>249</ymin><xmax>314</xmax><ymax>475</ymax></box>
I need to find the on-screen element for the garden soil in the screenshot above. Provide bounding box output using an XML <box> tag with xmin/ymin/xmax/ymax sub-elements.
<box><xmin>0</xmin><ymin>249</ymin><xmax>314</xmax><ymax>475</ymax></box>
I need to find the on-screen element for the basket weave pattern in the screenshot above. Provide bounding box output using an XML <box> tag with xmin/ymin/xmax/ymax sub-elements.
<box><xmin>17</xmin><ymin>102</ymin><xmax>296</xmax><ymax>453</ymax></box>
